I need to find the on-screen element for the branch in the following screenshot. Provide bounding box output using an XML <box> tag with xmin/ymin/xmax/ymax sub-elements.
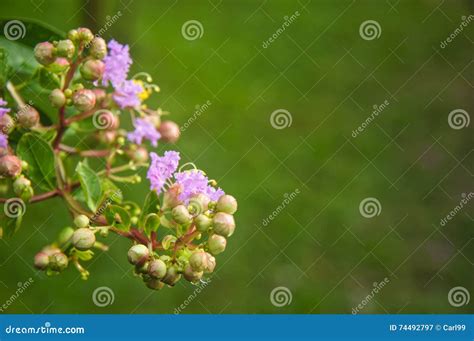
<box><xmin>0</xmin><ymin>189</ymin><xmax>61</xmax><ymax>204</ymax></box>
<box><xmin>59</xmin><ymin>144</ymin><xmax>110</xmax><ymax>157</ymax></box>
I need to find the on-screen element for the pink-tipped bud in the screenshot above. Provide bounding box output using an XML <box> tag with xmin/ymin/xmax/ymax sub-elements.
<box><xmin>158</xmin><ymin>121</ymin><xmax>180</xmax><ymax>143</ymax></box>
<box><xmin>49</xmin><ymin>252</ymin><xmax>69</xmax><ymax>272</ymax></box>
<box><xmin>71</xmin><ymin>228</ymin><xmax>96</xmax><ymax>251</ymax></box>
<box><xmin>34</xmin><ymin>42</ymin><xmax>55</xmax><ymax>65</ymax></box>
<box><xmin>207</xmin><ymin>234</ymin><xmax>227</xmax><ymax>255</ymax></box>
<box><xmin>0</xmin><ymin>155</ymin><xmax>22</xmax><ymax>177</ymax></box>
<box><xmin>213</xmin><ymin>212</ymin><xmax>235</xmax><ymax>237</ymax></box>
<box><xmin>80</xmin><ymin>59</ymin><xmax>105</xmax><ymax>81</ymax></box>
<box><xmin>34</xmin><ymin>252</ymin><xmax>50</xmax><ymax>270</ymax></box>
<box><xmin>127</xmin><ymin>244</ymin><xmax>149</xmax><ymax>266</ymax></box>
<box><xmin>56</xmin><ymin>39</ymin><xmax>75</xmax><ymax>59</ymax></box>
<box><xmin>183</xmin><ymin>264</ymin><xmax>203</xmax><ymax>283</ymax></box>
<box><xmin>216</xmin><ymin>195</ymin><xmax>238</xmax><ymax>214</ymax></box>
<box><xmin>0</xmin><ymin>114</ymin><xmax>14</xmax><ymax>135</ymax></box>
<box><xmin>148</xmin><ymin>259</ymin><xmax>167</xmax><ymax>279</ymax></box>
<box><xmin>17</xmin><ymin>106</ymin><xmax>40</xmax><ymax>129</ymax></box>
<box><xmin>73</xmin><ymin>89</ymin><xmax>96</xmax><ymax>111</ymax></box>
<box><xmin>127</xmin><ymin>146</ymin><xmax>148</xmax><ymax>163</ymax></box>
<box><xmin>48</xmin><ymin>57</ymin><xmax>70</xmax><ymax>74</ymax></box>
<box><xmin>162</xmin><ymin>184</ymin><xmax>183</xmax><ymax>210</ymax></box>
<box><xmin>189</xmin><ymin>251</ymin><xmax>208</xmax><ymax>272</ymax></box>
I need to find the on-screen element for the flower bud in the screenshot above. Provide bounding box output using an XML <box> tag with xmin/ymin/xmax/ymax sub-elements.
<box><xmin>213</xmin><ymin>212</ymin><xmax>235</xmax><ymax>237</ymax></box>
<box><xmin>80</xmin><ymin>59</ymin><xmax>105</xmax><ymax>81</ymax></box>
<box><xmin>0</xmin><ymin>114</ymin><xmax>14</xmax><ymax>135</ymax></box>
<box><xmin>49</xmin><ymin>89</ymin><xmax>66</xmax><ymax>108</ymax></box>
<box><xmin>158</xmin><ymin>121</ymin><xmax>180</xmax><ymax>143</ymax></box>
<box><xmin>98</xmin><ymin>130</ymin><xmax>117</xmax><ymax>144</ymax></box>
<box><xmin>0</xmin><ymin>155</ymin><xmax>22</xmax><ymax>177</ymax></box>
<box><xmin>161</xmin><ymin>265</ymin><xmax>181</xmax><ymax>286</ymax></box>
<box><xmin>17</xmin><ymin>106</ymin><xmax>40</xmax><ymax>129</ymax></box>
<box><xmin>34</xmin><ymin>252</ymin><xmax>49</xmax><ymax>270</ymax></box>
<box><xmin>13</xmin><ymin>175</ymin><xmax>31</xmax><ymax>195</ymax></box>
<box><xmin>127</xmin><ymin>244</ymin><xmax>149</xmax><ymax>266</ymax></box>
<box><xmin>183</xmin><ymin>264</ymin><xmax>203</xmax><ymax>283</ymax></box>
<box><xmin>135</xmin><ymin>261</ymin><xmax>150</xmax><ymax>274</ymax></box>
<box><xmin>68</xmin><ymin>29</ymin><xmax>79</xmax><ymax>41</ymax></box>
<box><xmin>145</xmin><ymin>278</ymin><xmax>165</xmax><ymax>290</ymax></box>
<box><xmin>48</xmin><ymin>57</ymin><xmax>70</xmax><ymax>74</ymax></box>
<box><xmin>127</xmin><ymin>146</ymin><xmax>148</xmax><ymax>163</ymax></box>
<box><xmin>216</xmin><ymin>195</ymin><xmax>238</xmax><ymax>214</ymax></box>
<box><xmin>188</xmin><ymin>193</ymin><xmax>209</xmax><ymax>215</ymax></box>
<box><xmin>148</xmin><ymin>259</ymin><xmax>167</xmax><ymax>279</ymax></box>
<box><xmin>73</xmin><ymin>89</ymin><xmax>96</xmax><ymax>111</ymax></box>
<box><xmin>77</xmin><ymin>27</ymin><xmax>94</xmax><ymax>43</ymax></box>
<box><xmin>49</xmin><ymin>252</ymin><xmax>69</xmax><ymax>272</ymax></box>
<box><xmin>204</xmin><ymin>254</ymin><xmax>216</xmax><ymax>273</ymax></box>
<box><xmin>172</xmin><ymin>205</ymin><xmax>192</xmax><ymax>225</ymax></box>
<box><xmin>162</xmin><ymin>184</ymin><xmax>182</xmax><ymax>210</ymax></box>
<box><xmin>195</xmin><ymin>214</ymin><xmax>212</xmax><ymax>232</ymax></box>
<box><xmin>89</xmin><ymin>37</ymin><xmax>107</xmax><ymax>59</ymax></box>
<box><xmin>72</xmin><ymin>228</ymin><xmax>96</xmax><ymax>251</ymax></box>
<box><xmin>57</xmin><ymin>226</ymin><xmax>74</xmax><ymax>248</ymax></box>
<box><xmin>34</xmin><ymin>42</ymin><xmax>55</xmax><ymax>65</ymax></box>
<box><xmin>74</xmin><ymin>214</ymin><xmax>90</xmax><ymax>228</ymax></box>
<box><xmin>207</xmin><ymin>234</ymin><xmax>227</xmax><ymax>255</ymax></box>
<box><xmin>92</xmin><ymin>89</ymin><xmax>106</xmax><ymax>104</ymax></box>
<box><xmin>189</xmin><ymin>251</ymin><xmax>208</xmax><ymax>272</ymax></box>
<box><xmin>56</xmin><ymin>39</ymin><xmax>75</xmax><ymax>59</ymax></box>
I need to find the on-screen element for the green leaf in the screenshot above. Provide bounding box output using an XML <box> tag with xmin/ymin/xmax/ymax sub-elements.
<box><xmin>72</xmin><ymin>249</ymin><xmax>94</xmax><ymax>261</ymax></box>
<box><xmin>0</xmin><ymin>47</ymin><xmax>8</xmax><ymax>90</ymax></box>
<box><xmin>76</xmin><ymin>161</ymin><xmax>102</xmax><ymax>212</ymax></box>
<box><xmin>139</xmin><ymin>191</ymin><xmax>160</xmax><ymax>228</ymax></box>
<box><xmin>99</xmin><ymin>178</ymin><xmax>123</xmax><ymax>206</ymax></box>
<box><xmin>37</xmin><ymin>67</ymin><xmax>60</xmax><ymax>89</ymax></box>
<box><xmin>144</xmin><ymin>213</ymin><xmax>160</xmax><ymax>235</ymax></box>
<box><xmin>104</xmin><ymin>204</ymin><xmax>131</xmax><ymax>231</ymax></box>
<box><xmin>16</xmin><ymin>133</ymin><xmax>56</xmax><ymax>191</ymax></box>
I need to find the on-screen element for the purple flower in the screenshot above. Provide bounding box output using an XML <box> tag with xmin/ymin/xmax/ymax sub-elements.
<box><xmin>0</xmin><ymin>98</ymin><xmax>10</xmax><ymax>118</ymax></box>
<box><xmin>102</xmin><ymin>40</ymin><xmax>132</xmax><ymax>87</ymax></box>
<box><xmin>127</xmin><ymin>118</ymin><xmax>161</xmax><ymax>146</ymax></box>
<box><xmin>113</xmin><ymin>80</ymin><xmax>143</xmax><ymax>109</ymax></box>
<box><xmin>206</xmin><ymin>186</ymin><xmax>225</xmax><ymax>201</ymax></box>
<box><xmin>0</xmin><ymin>133</ymin><xmax>8</xmax><ymax>149</ymax></box>
<box><xmin>147</xmin><ymin>151</ymin><xmax>180</xmax><ymax>193</ymax></box>
<box><xmin>174</xmin><ymin>170</ymin><xmax>210</xmax><ymax>203</ymax></box>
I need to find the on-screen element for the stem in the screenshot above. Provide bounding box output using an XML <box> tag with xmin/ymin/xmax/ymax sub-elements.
<box><xmin>0</xmin><ymin>189</ymin><xmax>60</xmax><ymax>204</ymax></box>
<box><xmin>6</xmin><ymin>81</ymin><xmax>26</xmax><ymax>107</ymax></box>
<box><xmin>64</xmin><ymin>108</ymin><xmax>96</xmax><ymax>125</ymax></box>
<box><xmin>59</xmin><ymin>144</ymin><xmax>110</xmax><ymax>157</ymax></box>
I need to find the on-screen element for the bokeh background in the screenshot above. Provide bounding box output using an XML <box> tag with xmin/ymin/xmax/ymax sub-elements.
<box><xmin>0</xmin><ymin>0</ymin><xmax>473</xmax><ymax>314</ymax></box>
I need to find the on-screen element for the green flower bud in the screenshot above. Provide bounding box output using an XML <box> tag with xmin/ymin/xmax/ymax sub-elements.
<box><xmin>195</xmin><ymin>214</ymin><xmax>212</xmax><ymax>232</ymax></box>
<box><xmin>135</xmin><ymin>261</ymin><xmax>150</xmax><ymax>274</ymax></box>
<box><xmin>204</xmin><ymin>254</ymin><xmax>216</xmax><ymax>273</ymax></box>
<box><xmin>183</xmin><ymin>264</ymin><xmax>203</xmax><ymax>283</ymax></box>
<box><xmin>34</xmin><ymin>251</ymin><xmax>50</xmax><ymax>270</ymax></box>
<box><xmin>56</xmin><ymin>39</ymin><xmax>75</xmax><ymax>59</ymax></box>
<box><xmin>148</xmin><ymin>259</ymin><xmax>167</xmax><ymax>279</ymax></box>
<box><xmin>48</xmin><ymin>57</ymin><xmax>70</xmax><ymax>74</ymax></box>
<box><xmin>216</xmin><ymin>195</ymin><xmax>238</xmax><ymax>214</ymax></box>
<box><xmin>13</xmin><ymin>176</ymin><xmax>31</xmax><ymax>195</ymax></box>
<box><xmin>77</xmin><ymin>27</ymin><xmax>94</xmax><ymax>43</ymax></box>
<box><xmin>71</xmin><ymin>228</ymin><xmax>96</xmax><ymax>251</ymax></box>
<box><xmin>57</xmin><ymin>226</ymin><xmax>75</xmax><ymax>248</ymax></box>
<box><xmin>34</xmin><ymin>42</ymin><xmax>55</xmax><ymax>65</ymax></box>
<box><xmin>74</xmin><ymin>214</ymin><xmax>90</xmax><ymax>228</ymax></box>
<box><xmin>161</xmin><ymin>265</ymin><xmax>181</xmax><ymax>286</ymax></box>
<box><xmin>189</xmin><ymin>251</ymin><xmax>208</xmax><ymax>272</ymax></box>
<box><xmin>17</xmin><ymin>106</ymin><xmax>40</xmax><ymax>129</ymax></box>
<box><xmin>207</xmin><ymin>234</ymin><xmax>227</xmax><ymax>255</ymax></box>
<box><xmin>42</xmin><ymin>245</ymin><xmax>61</xmax><ymax>257</ymax></box>
<box><xmin>162</xmin><ymin>184</ymin><xmax>182</xmax><ymax>210</ymax></box>
<box><xmin>127</xmin><ymin>244</ymin><xmax>149</xmax><ymax>266</ymax></box>
<box><xmin>213</xmin><ymin>212</ymin><xmax>235</xmax><ymax>237</ymax></box>
<box><xmin>0</xmin><ymin>155</ymin><xmax>22</xmax><ymax>177</ymax></box>
<box><xmin>49</xmin><ymin>252</ymin><xmax>69</xmax><ymax>272</ymax></box>
<box><xmin>80</xmin><ymin>59</ymin><xmax>105</xmax><ymax>81</ymax></box>
<box><xmin>0</xmin><ymin>114</ymin><xmax>14</xmax><ymax>135</ymax></box>
<box><xmin>73</xmin><ymin>89</ymin><xmax>96</xmax><ymax>111</ymax></box>
<box><xmin>68</xmin><ymin>29</ymin><xmax>79</xmax><ymax>41</ymax></box>
<box><xmin>172</xmin><ymin>205</ymin><xmax>192</xmax><ymax>225</ymax></box>
<box><xmin>127</xmin><ymin>146</ymin><xmax>148</xmax><ymax>163</ymax></box>
<box><xmin>158</xmin><ymin>120</ymin><xmax>180</xmax><ymax>143</ymax></box>
<box><xmin>145</xmin><ymin>278</ymin><xmax>165</xmax><ymax>290</ymax></box>
<box><xmin>89</xmin><ymin>37</ymin><xmax>107</xmax><ymax>59</ymax></box>
<box><xmin>188</xmin><ymin>193</ymin><xmax>209</xmax><ymax>216</ymax></box>
<box><xmin>49</xmin><ymin>89</ymin><xmax>66</xmax><ymax>108</ymax></box>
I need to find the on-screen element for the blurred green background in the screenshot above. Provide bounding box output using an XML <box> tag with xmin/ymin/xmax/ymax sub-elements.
<box><xmin>0</xmin><ymin>0</ymin><xmax>473</xmax><ymax>314</ymax></box>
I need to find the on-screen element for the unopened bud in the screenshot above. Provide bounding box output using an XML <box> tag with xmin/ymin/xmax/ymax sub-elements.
<box><xmin>77</xmin><ymin>27</ymin><xmax>94</xmax><ymax>43</ymax></box>
<box><xmin>74</xmin><ymin>214</ymin><xmax>90</xmax><ymax>228</ymax></box>
<box><xmin>161</xmin><ymin>265</ymin><xmax>181</xmax><ymax>286</ymax></box>
<box><xmin>148</xmin><ymin>259</ymin><xmax>167</xmax><ymax>279</ymax></box>
<box><xmin>48</xmin><ymin>57</ymin><xmax>70</xmax><ymax>74</ymax></box>
<box><xmin>72</xmin><ymin>228</ymin><xmax>96</xmax><ymax>251</ymax></box>
<box><xmin>162</xmin><ymin>184</ymin><xmax>182</xmax><ymax>210</ymax></box>
<box><xmin>0</xmin><ymin>114</ymin><xmax>14</xmax><ymax>134</ymax></box>
<box><xmin>57</xmin><ymin>226</ymin><xmax>75</xmax><ymax>248</ymax></box>
<box><xmin>34</xmin><ymin>252</ymin><xmax>50</xmax><ymax>270</ymax></box>
<box><xmin>189</xmin><ymin>251</ymin><xmax>208</xmax><ymax>272</ymax></box>
<box><xmin>127</xmin><ymin>146</ymin><xmax>148</xmax><ymax>163</ymax></box>
<box><xmin>207</xmin><ymin>234</ymin><xmax>227</xmax><ymax>255</ymax></box>
<box><xmin>213</xmin><ymin>212</ymin><xmax>235</xmax><ymax>237</ymax></box>
<box><xmin>13</xmin><ymin>175</ymin><xmax>31</xmax><ymax>195</ymax></box>
<box><xmin>68</xmin><ymin>29</ymin><xmax>79</xmax><ymax>41</ymax></box>
<box><xmin>0</xmin><ymin>155</ymin><xmax>22</xmax><ymax>177</ymax></box>
<box><xmin>135</xmin><ymin>261</ymin><xmax>150</xmax><ymax>274</ymax></box>
<box><xmin>127</xmin><ymin>244</ymin><xmax>149</xmax><ymax>266</ymax></box>
<box><xmin>49</xmin><ymin>252</ymin><xmax>69</xmax><ymax>272</ymax></box>
<box><xmin>195</xmin><ymin>214</ymin><xmax>212</xmax><ymax>232</ymax></box>
<box><xmin>216</xmin><ymin>195</ymin><xmax>238</xmax><ymax>214</ymax></box>
<box><xmin>145</xmin><ymin>278</ymin><xmax>165</xmax><ymax>290</ymax></box>
<box><xmin>158</xmin><ymin>121</ymin><xmax>180</xmax><ymax>143</ymax></box>
<box><xmin>56</xmin><ymin>40</ymin><xmax>75</xmax><ymax>59</ymax></box>
<box><xmin>80</xmin><ymin>59</ymin><xmax>105</xmax><ymax>81</ymax></box>
<box><xmin>188</xmin><ymin>193</ymin><xmax>209</xmax><ymax>215</ymax></box>
<box><xmin>34</xmin><ymin>42</ymin><xmax>55</xmax><ymax>65</ymax></box>
<box><xmin>172</xmin><ymin>205</ymin><xmax>192</xmax><ymax>225</ymax></box>
<box><xmin>89</xmin><ymin>37</ymin><xmax>107</xmax><ymax>59</ymax></box>
<box><xmin>49</xmin><ymin>89</ymin><xmax>66</xmax><ymax>108</ymax></box>
<box><xmin>92</xmin><ymin>89</ymin><xmax>106</xmax><ymax>103</ymax></box>
<box><xmin>17</xmin><ymin>106</ymin><xmax>40</xmax><ymax>129</ymax></box>
<box><xmin>73</xmin><ymin>89</ymin><xmax>96</xmax><ymax>111</ymax></box>
<box><xmin>204</xmin><ymin>254</ymin><xmax>216</xmax><ymax>273</ymax></box>
<box><xmin>183</xmin><ymin>264</ymin><xmax>203</xmax><ymax>283</ymax></box>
